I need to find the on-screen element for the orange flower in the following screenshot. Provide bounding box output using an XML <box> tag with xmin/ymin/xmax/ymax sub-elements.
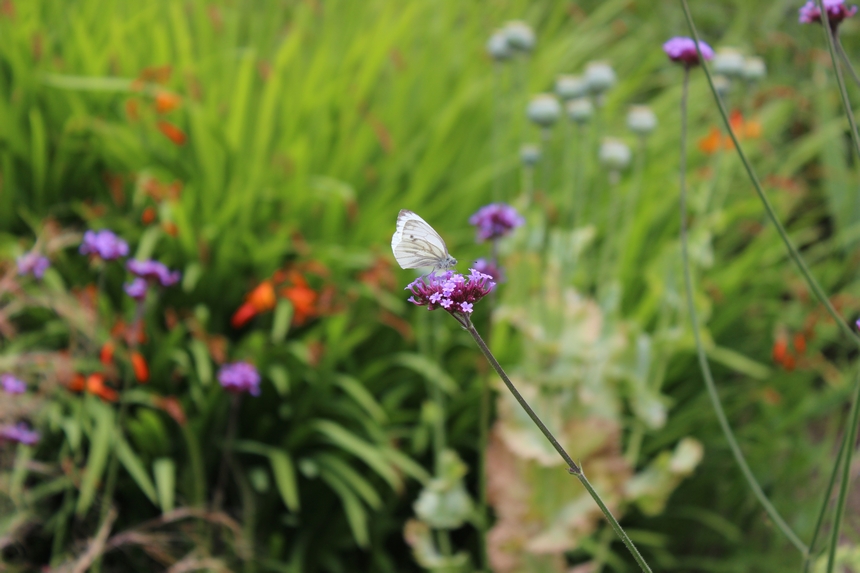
<box><xmin>231</xmin><ymin>303</ymin><xmax>257</xmax><ymax>328</ymax></box>
<box><xmin>71</xmin><ymin>373</ymin><xmax>118</xmax><ymax>402</ymax></box>
<box><xmin>68</xmin><ymin>373</ymin><xmax>86</xmax><ymax>392</ymax></box>
<box><xmin>155</xmin><ymin>91</ymin><xmax>181</xmax><ymax>114</ymax></box>
<box><xmin>100</xmin><ymin>341</ymin><xmax>115</xmax><ymax>366</ymax></box>
<box><xmin>280</xmin><ymin>274</ymin><xmax>319</xmax><ymax>326</ymax></box>
<box><xmin>772</xmin><ymin>338</ymin><xmax>788</xmax><ymax>364</ymax></box>
<box><xmin>141</xmin><ymin>206</ymin><xmax>157</xmax><ymax>225</ymax></box>
<box><xmin>793</xmin><ymin>333</ymin><xmax>807</xmax><ymax>354</ymax></box>
<box><xmin>157</xmin><ymin>121</ymin><xmax>187</xmax><ymax>146</ymax></box>
<box><xmin>162</xmin><ymin>221</ymin><xmax>178</xmax><ymax>237</ymax></box>
<box><xmin>154</xmin><ymin>395</ymin><xmax>186</xmax><ymax>426</ymax></box>
<box><xmin>230</xmin><ymin>281</ymin><xmax>277</xmax><ymax>328</ymax></box>
<box><xmin>139</xmin><ymin>65</ymin><xmax>172</xmax><ymax>84</ymax></box>
<box><xmin>781</xmin><ymin>354</ymin><xmax>796</xmax><ymax>372</ymax></box>
<box><xmin>130</xmin><ymin>352</ymin><xmax>149</xmax><ymax>383</ymax></box>
<box><xmin>698</xmin><ymin>127</ymin><xmax>722</xmax><ymax>155</ymax></box>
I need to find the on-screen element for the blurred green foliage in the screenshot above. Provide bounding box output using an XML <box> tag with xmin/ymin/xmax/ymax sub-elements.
<box><xmin>1</xmin><ymin>0</ymin><xmax>860</xmax><ymax>572</ymax></box>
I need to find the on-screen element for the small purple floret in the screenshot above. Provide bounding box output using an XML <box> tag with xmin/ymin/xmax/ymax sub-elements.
<box><xmin>79</xmin><ymin>230</ymin><xmax>130</xmax><ymax>261</ymax></box>
<box><xmin>473</xmin><ymin>258</ymin><xmax>506</xmax><ymax>283</ymax></box>
<box><xmin>124</xmin><ymin>278</ymin><xmax>148</xmax><ymax>301</ymax></box>
<box><xmin>1</xmin><ymin>374</ymin><xmax>26</xmax><ymax>395</ymax></box>
<box><xmin>0</xmin><ymin>423</ymin><xmax>40</xmax><ymax>445</ymax></box>
<box><xmin>469</xmin><ymin>203</ymin><xmax>524</xmax><ymax>243</ymax></box>
<box><xmin>17</xmin><ymin>252</ymin><xmax>50</xmax><ymax>279</ymax></box>
<box><xmin>406</xmin><ymin>269</ymin><xmax>495</xmax><ymax>320</ymax></box>
<box><xmin>663</xmin><ymin>37</ymin><xmax>715</xmax><ymax>67</ymax></box>
<box><xmin>127</xmin><ymin>259</ymin><xmax>181</xmax><ymax>287</ymax></box>
<box><xmin>799</xmin><ymin>0</ymin><xmax>858</xmax><ymax>26</ymax></box>
<box><xmin>217</xmin><ymin>361</ymin><xmax>261</xmax><ymax>396</ymax></box>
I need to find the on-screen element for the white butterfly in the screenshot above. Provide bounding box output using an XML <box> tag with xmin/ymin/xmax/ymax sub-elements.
<box><xmin>391</xmin><ymin>210</ymin><xmax>458</xmax><ymax>270</ymax></box>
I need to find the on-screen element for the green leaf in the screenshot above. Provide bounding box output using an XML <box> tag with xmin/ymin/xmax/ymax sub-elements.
<box><xmin>115</xmin><ymin>437</ymin><xmax>157</xmax><ymax>504</ymax></box>
<box><xmin>269</xmin><ymin>365</ymin><xmax>291</xmax><ymax>397</ymax></box>
<box><xmin>315</xmin><ymin>453</ymin><xmax>382</xmax><ymax>510</ymax></box>
<box><xmin>135</xmin><ymin>226</ymin><xmax>162</xmax><ymax>261</ymax></box>
<box><xmin>334</xmin><ymin>374</ymin><xmax>386</xmax><ymax>423</ymax></box>
<box><xmin>271</xmin><ymin>299</ymin><xmax>293</xmax><ymax>343</ymax></box>
<box><xmin>313</xmin><ymin>420</ymin><xmax>400</xmax><ymax>490</ymax></box>
<box><xmin>392</xmin><ymin>353</ymin><xmax>457</xmax><ymax>394</ymax></box>
<box><xmin>182</xmin><ymin>262</ymin><xmax>203</xmax><ymax>292</ymax></box>
<box><xmin>153</xmin><ymin>458</ymin><xmax>176</xmax><ymax>514</ymax></box>
<box><xmin>189</xmin><ymin>339</ymin><xmax>213</xmax><ymax>386</ymax></box>
<box><xmin>269</xmin><ymin>450</ymin><xmax>300</xmax><ymax>512</ymax></box>
<box><xmin>76</xmin><ymin>403</ymin><xmax>114</xmax><ymax>516</ymax></box>
<box><xmin>320</xmin><ymin>468</ymin><xmax>369</xmax><ymax>547</ymax></box>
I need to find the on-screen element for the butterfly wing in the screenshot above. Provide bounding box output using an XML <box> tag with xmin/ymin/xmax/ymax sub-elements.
<box><xmin>391</xmin><ymin>210</ymin><xmax>452</xmax><ymax>269</ymax></box>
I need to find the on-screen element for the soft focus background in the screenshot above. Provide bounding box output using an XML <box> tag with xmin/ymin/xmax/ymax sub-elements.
<box><xmin>2</xmin><ymin>0</ymin><xmax>860</xmax><ymax>572</ymax></box>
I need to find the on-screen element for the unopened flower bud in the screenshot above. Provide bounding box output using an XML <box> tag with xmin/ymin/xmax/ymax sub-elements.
<box><xmin>526</xmin><ymin>94</ymin><xmax>561</xmax><ymax>127</ymax></box>
<box><xmin>487</xmin><ymin>30</ymin><xmax>511</xmax><ymax>62</ymax></box>
<box><xmin>712</xmin><ymin>74</ymin><xmax>731</xmax><ymax>97</ymax></box>
<box><xmin>555</xmin><ymin>74</ymin><xmax>587</xmax><ymax>101</ymax></box>
<box><xmin>712</xmin><ymin>47</ymin><xmax>745</xmax><ymax>78</ymax></box>
<box><xmin>584</xmin><ymin>61</ymin><xmax>616</xmax><ymax>94</ymax></box>
<box><xmin>599</xmin><ymin>138</ymin><xmax>632</xmax><ymax>171</ymax></box>
<box><xmin>627</xmin><ymin>105</ymin><xmax>657</xmax><ymax>135</ymax></box>
<box><xmin>520</xmin><ymin>144</ymin><xmax>541</xmax><ymax>166</ymax></box>
<box><xmin>743</xmin><ymin>56</ymin><xmax>766</xmax><ymax>80</ymax></box>
<box><xmin>503</xmin><ymin>20</ymin><xmax>535</xmax><ymax>53</ymax></box>
<box><xmin>566</xmin><ymin>97</ymin><xmax>593</xmax><ymax>124</ymax></box>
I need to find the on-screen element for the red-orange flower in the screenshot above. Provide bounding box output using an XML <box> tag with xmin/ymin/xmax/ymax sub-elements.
<box><xmin>100</xmin><ymin>341</ymin><xmax>115</xmax><ymax>366</ymax></box>
<box><xmin>231</xmin><ymin>281</ymin><xmax>277</xmax><ymax>328</ymax></box>
<box><xmin>793</xmin><ymin>333</ymin><xmax>807</xmax><ymax>354</ymax></box>
<box><xmin>280</xmin><ymin>273</ymin><xmax>320</xmax><ymax>326</ymax></box>
<box><xmin>698</xmin><ymin>127</ymin><xmax>722</xmax><ymax>154</ymax></box>
<box><xmin>130</xmin><ymin>351</ymin><xmax>149</xmax><ymax>383</ymax></box>
<box><xmin>141</xmin><ymin>206</ymin><xmax>157</xmax><ymax>225</ymax></box>
<box><xmin>69</xmin><ymin>373</ymin><xmax>118</xmax><ymax>402</ymax></box>
<box><xmin>772</xmin><ymin>337</ymin><xmax>788</xmax><ymax>364</ymax></box>
<box><xmin>157</xmin><ymin>121</ymin><xmax>187</xmax><ymax>146</ymax></box>
<box><xmin>155</xmin><ymin>91</ymin><xmax>181</xmax><ymax>114</ymax></box>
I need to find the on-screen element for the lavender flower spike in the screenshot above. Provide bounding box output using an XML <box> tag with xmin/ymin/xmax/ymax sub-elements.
<box><xmin>406</xmin><ymin>269</ymin><xmax>495</xmax><ymax>324</ymax></box>
<box><xmin>469</xmin><ymin>203</ymin><xmax>524</xmax><ymax>243</ymax></box>
<box><xmin>0</xmin><ymin>423</ymin><xmax>40</xmax><ymax>445</ymax></box>
<box><xmin>663</xmin><ymin>37</ymin><xmax>714</xmax><ymax>67</ymax></box>
<box><xmin>80</xmin><ymin>229</ymin><xmax>130</xmax><ymax>261</ymax></box>
<box><xmin>127</xmin><ymin>259</ymin><xmax>181</xmax><ymax>287</ymax></box>
<box><xmin>218</xmin><ymin>361</ymin><xmax>261</xmax><ymax>396</ymax></box>
<box><xmin>1</xmin><ymin>374</ymin><xmax>26</xmax><ymax>394</ymax></box>
<box><xmin>17</xmin><ymin>252</ymin><xmax>50</xmax><ymax>279</ymax></box>
<box><xmin>799</xmin><ymin>0</ymin><xmax>858</xmax><ymax>27</ymax></box>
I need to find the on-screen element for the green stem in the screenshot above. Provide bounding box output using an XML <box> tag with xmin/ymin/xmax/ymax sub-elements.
<box><xmin>677</xmin><ymin>65</ymin><xmax>807</xmax><ymax>555</ymax></box>
<box><xmin>680</xmin><ymin>0</ymin><xmax>860</xmax><ymax>346</ymax></box>
<box><xmin>825</xmin><ymin>370</ymin><xmax>860</xmax><ymax>573</ymax></box>
<box><xmin>463</xmin><ymin>320</ymin><xmax>652</xmax><ymax>573</ymax></box>
<box><xmin>835</xmin><ymin>36</ymin><xmax>860</xmax><ymax>91</ymax></box>
<box><xmin>492</xmin><ymin>62</ymin><xmax>503</xmax><ymax>202</ymax></box>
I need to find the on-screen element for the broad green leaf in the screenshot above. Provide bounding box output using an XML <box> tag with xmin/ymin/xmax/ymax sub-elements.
<box><xmin>269</xmin><ymin>450</ymin><xmax>300</xmax><ymax>512</ymax></box>
<box><xmin>269</xmin><ymin>365</ymin><xmax>291</xmax><ymax>397</ymax></box>
<box><xmin>313</xmin><ymin>420</ymin><xmax>399</xmax><ymax>490</ymax></box>
<box><xmin>76</xmin><ymin>404</ymin><xmax>114</xmax><ymax>516</ymax></box>
<box><xmin>334</xmin><ymin>375</ymin><xmax>386</xmax><ymax>423</ymax></box>
<box><xmin>392</xmin><ymin>353</ymin><xmax>457</xmax><ymax>394</ymax></box>
<box><xmin>189</xmin><ymin>339</ymin><xmax>213</xmax><ymax>386</ymax></box>
<box><xmin>320</xmin><ymin>468</ymin><xmax>369</xmax><ymax>547</ymax></box>
<box><xmin>271</xmin><ymin>299</ymin><xmax>293</xmax><ymax>343</ymax></box>
<box><xmin>315</xmin><ymin>453</ymin><xmax>381</xmax><ymax>509</ymax></box>
<box><xmin>115</xmin><ymin>437</ymin><xmax>157</xmax><ymax>504</ymax></box>
<box><xmin>153</xmin><ymin>458</ymin><xmax>176</xmax><ymax>514</ymax></box>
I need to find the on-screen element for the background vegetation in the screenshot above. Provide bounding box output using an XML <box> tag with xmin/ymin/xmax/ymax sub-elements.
<box><xmin>1</xmin><ymin>0</ymin><xmax>859</xmax><ymax>571</ymax></box>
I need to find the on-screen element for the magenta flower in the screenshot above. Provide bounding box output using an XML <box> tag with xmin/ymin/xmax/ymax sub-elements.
<box><xmin>469</xmin><ymin>203</ymin><xmax>524</xmax><ymax>242</ymax></box>
<box><xmin>127</xmin><ymin>259</ymin><xmax>181</xmax><ymax>287</ymax></box>
<box><xmin>1</xmin><ymin>374</ymin><xmax>26</xmax><ymax>394</ymax></box>
<box><xmin>16</xmin><ymin>252</ymin><xmax>50</xmax><ymax>279</ymax></box>
<box><xmin>217</xmin><ymin>361</ymin><xmax>261</xmax><ymax>396</ymax></box>
<box><xmin>406</xmin><ymin>269</ymin><xmax>495</xmax><ymax>324</ymax></box>
<box><xmin>80</xmin><ymin>230</ymin><xmax>129</xmax><ymax>261</ymax></box>
<box><xmin>799</xmin><ymin>0</ymin><xmax>857</xmax><ymax>26</ymax></box>
<box><xmin>124</xmin><ymin>278</ymin><xmax>148</xmax><ymax>301</ymax></box>
<box><xmin>473</xmin><ymin>258</ymin><xmax>506</xmax><ymax>283</ymax></box>
<box><xmin>663</xmin><ymin>37</ymin><xmax>715</xmax><ymax>67</ymax></box>
<box><xmin>0</xmin><ymin>423</ymin><xmax>40</xmax><ymax>445</ymax></box>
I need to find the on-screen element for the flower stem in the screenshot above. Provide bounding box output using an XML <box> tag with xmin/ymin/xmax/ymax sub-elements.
<box><xmin>835</xmin><ymin>35</ymin><xmax>860</xmax><ymax>91</ymax></box>
<box><xmin>463</xmin><ymin>320</ymin><xmax>652</xmax><ymax>573</ymax></box>
<box><xmin>677</xmin><ymin>65</ymin><xmax>807</xmax><ymax>556</ymax></box>
<box><xmin>680</xmin><ymin>0</ymin><xmax>860</xmax><ymax>346</ymax></box>
<box><xmin>213</xmin><ymin>393</ymin><xmax>241</xmax><ymax>513</ymax></box>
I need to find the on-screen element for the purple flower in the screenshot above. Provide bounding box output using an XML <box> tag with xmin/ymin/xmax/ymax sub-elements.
<box><xmin>1</xmin><ymin>374</ymin><xmax>26</xmax><ymax>395</ymax></box>
<box><xmin>16</xmin><ymin>252</ymin><xmax>50</xmax><ymax>279</ymax></box>
<box><xmin>127</xmin><ymin>259</ymin><xmax>181</xmax><ymax>287</ymax></box>
<box><xmin>663</xmin><ymin>37</ymin><xmax>715</xmax><ymax>67</ymax></box>
<box><xmin>799</xmin><ymin>0</ymin><xmax>857</xmax><ymax>27</ymax></box>
<box><xmin>473</xmin><ymin>258</ymin><xmax>506</xmax><ymax>283</ymax></box>
<box><xmin>217</xmin><ymin>361</ymin><xmax>261</xmax><ymax>396</ymax></box>
<box><xmin>79</xmin><ymin>230</ymin><xmax>129</xmax><ymax>261</ymax></box>
<box><xmin>0</xmin><ymin>423</ymin><xmax>40</xmax><ymax>445</ymax></box>
<box><xmin>406</xmin><ymin>269</ymin><xmax>495</xmax><ymax>322</ymax></box>
<box><xmin>124</xmin><ymin>278</ymin><xmax>148</xmax><ymax>301</ymax></box>
<box><xmin>469</xmin><ymin>203</ymin><xmax>524</xmax><ymax>242</ymax></box>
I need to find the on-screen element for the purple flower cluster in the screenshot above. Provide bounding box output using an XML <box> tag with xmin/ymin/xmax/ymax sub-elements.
<box><xmin>124</xmin><ymin>278</ymin><xmax>149</xmax><ymax>301</ymax></box>
<box><xmin>127</xmin><ymin>259</ymin><xmax>181</xmax><ymax>287</ymax></box>
<box><xmin>663</xmin><ymin>37</ymin><xmax>715</xmax><ymax>67</ymax></box>
<box><xmin>217</xmin><ymin>361</ymin><xmax>261</xmax><ymax>396</ymax></box>
<box><xmin>406</xmin><ymin>269</ymin><xmax>496</xmax><ymax>320</ymax></box>
<box><xmin>0</xmin><ymin>423</ymin><xmax>40</xmax><ymax>445</ymax></box>
<box><xmin>473</xmin><ymin>258</ymin><xmax>505</xmax><ymax>283</ymax></box>
<box><xmin>799</xmin><ymin>0</ymin><xmax>857</xmax><ymax>26</ymax></box>
<box><xmin>469</xmin><ymin>203</ymin><xmax>524</xmax><ymax>243</ymax></box>
<box><xmin>80</xmin><ymin>229</ymin><xmax>129</xmax><ymax>260</ymax></box>
<box><xmin>17</xmin><ymin>252</ymin><xmax>50</xmax><ymax>279</ymax></box>
<box><xmin>1</xmin><ymin>374</ymin><xmax>26</xmax><ymax>394</ymax></box>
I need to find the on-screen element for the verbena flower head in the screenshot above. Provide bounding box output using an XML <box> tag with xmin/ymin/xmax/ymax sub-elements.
<box><xmin>584</xmin><ymin>61</ymin><xmax>616</xmax><ymax>94</ymax></box>
<box><xmin>599</xmin><ymin>138</ymin><xmax>633</xmax><ymax>171</ymax></box>
<box><xmin>627</xmin><ymin>105</ymin><xmax>657</xmax><ymax>135</ymax></box>
<box><xmin>526</xmin><ymin>94</ymin><xmax>561</xmax><ymax>128</ymax></box>
<box><xmin>127</xmin><ymin>259</ymin><xmax>181</xmax><ymax>287</ymax></box>
<box><xmin>473</xmin><ymin>258</ymin><xmax>506</xmax><ymax>283</ymax></box>
<box><xmin>79</xmin><ymin>229</ymin><xmax>129</xmax><ymax>261</ymax></box>
<box><xmin>566</xmin><ymin>97</ymin><xmax>594</xmax><ymax>124</ymax></box>
<box><xmin>1</xmin><ymin>374</ymin><xmax>26</xmax><ymax>394</ymax></box>
<box><xmin>0</xmin><ymin>423</ymin><xmax>40</xmax><ymax>445</ymax></box>
<box><xmin>469</xmin><ymin>203</ymin><xmax>524</xmax><ymax>242</ymax></box>
<box><xmin>487</xmin><ymin>30</ymin><xmax>512</xmax><ymax>62</ymax></box>
<box><xmin>124</xmin><ymin>278</ymin><xmax>148</xmax><ymax>301</ymax></box>
<box><xmin>663</xmin><ymin>37</ymin><xmax>714</xmax><ymax>67</ymax></box>
<box><xmin>520</xmin><ymin>144</ymin><xmax>541</xmax><ymax>166</ymax></box>
<box><xmin>503</xmin><ymin>20</ymin><xmax>535</xmax><ymax>53</ymax></box>
<box><xmin>799</xmin><ymin>0</ymin><xmax>858</xmax><ymax>26</ymax></box>
<box><xmin>555</xmin><ymin>74</ymin><xmax>588</xmax><ymax>101</ymax></box>
<box><xmin>17</xmin><ymin>252</ymin><xmax>50</xmax><ymax>279</ymax></box>
<box><xmin>406</xmin><ymin>269</ymin><xmax>495</xmax><ymax>322</ymax></box>
<box><xmin>712</xmin><ymin>47</ymin><xmax>745</xmax><ymax>78</ymax></box>
<box><xmin>218</xmin><ymin>361</ymin><xmax>261</xmax><ymax>396</ymax></box>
